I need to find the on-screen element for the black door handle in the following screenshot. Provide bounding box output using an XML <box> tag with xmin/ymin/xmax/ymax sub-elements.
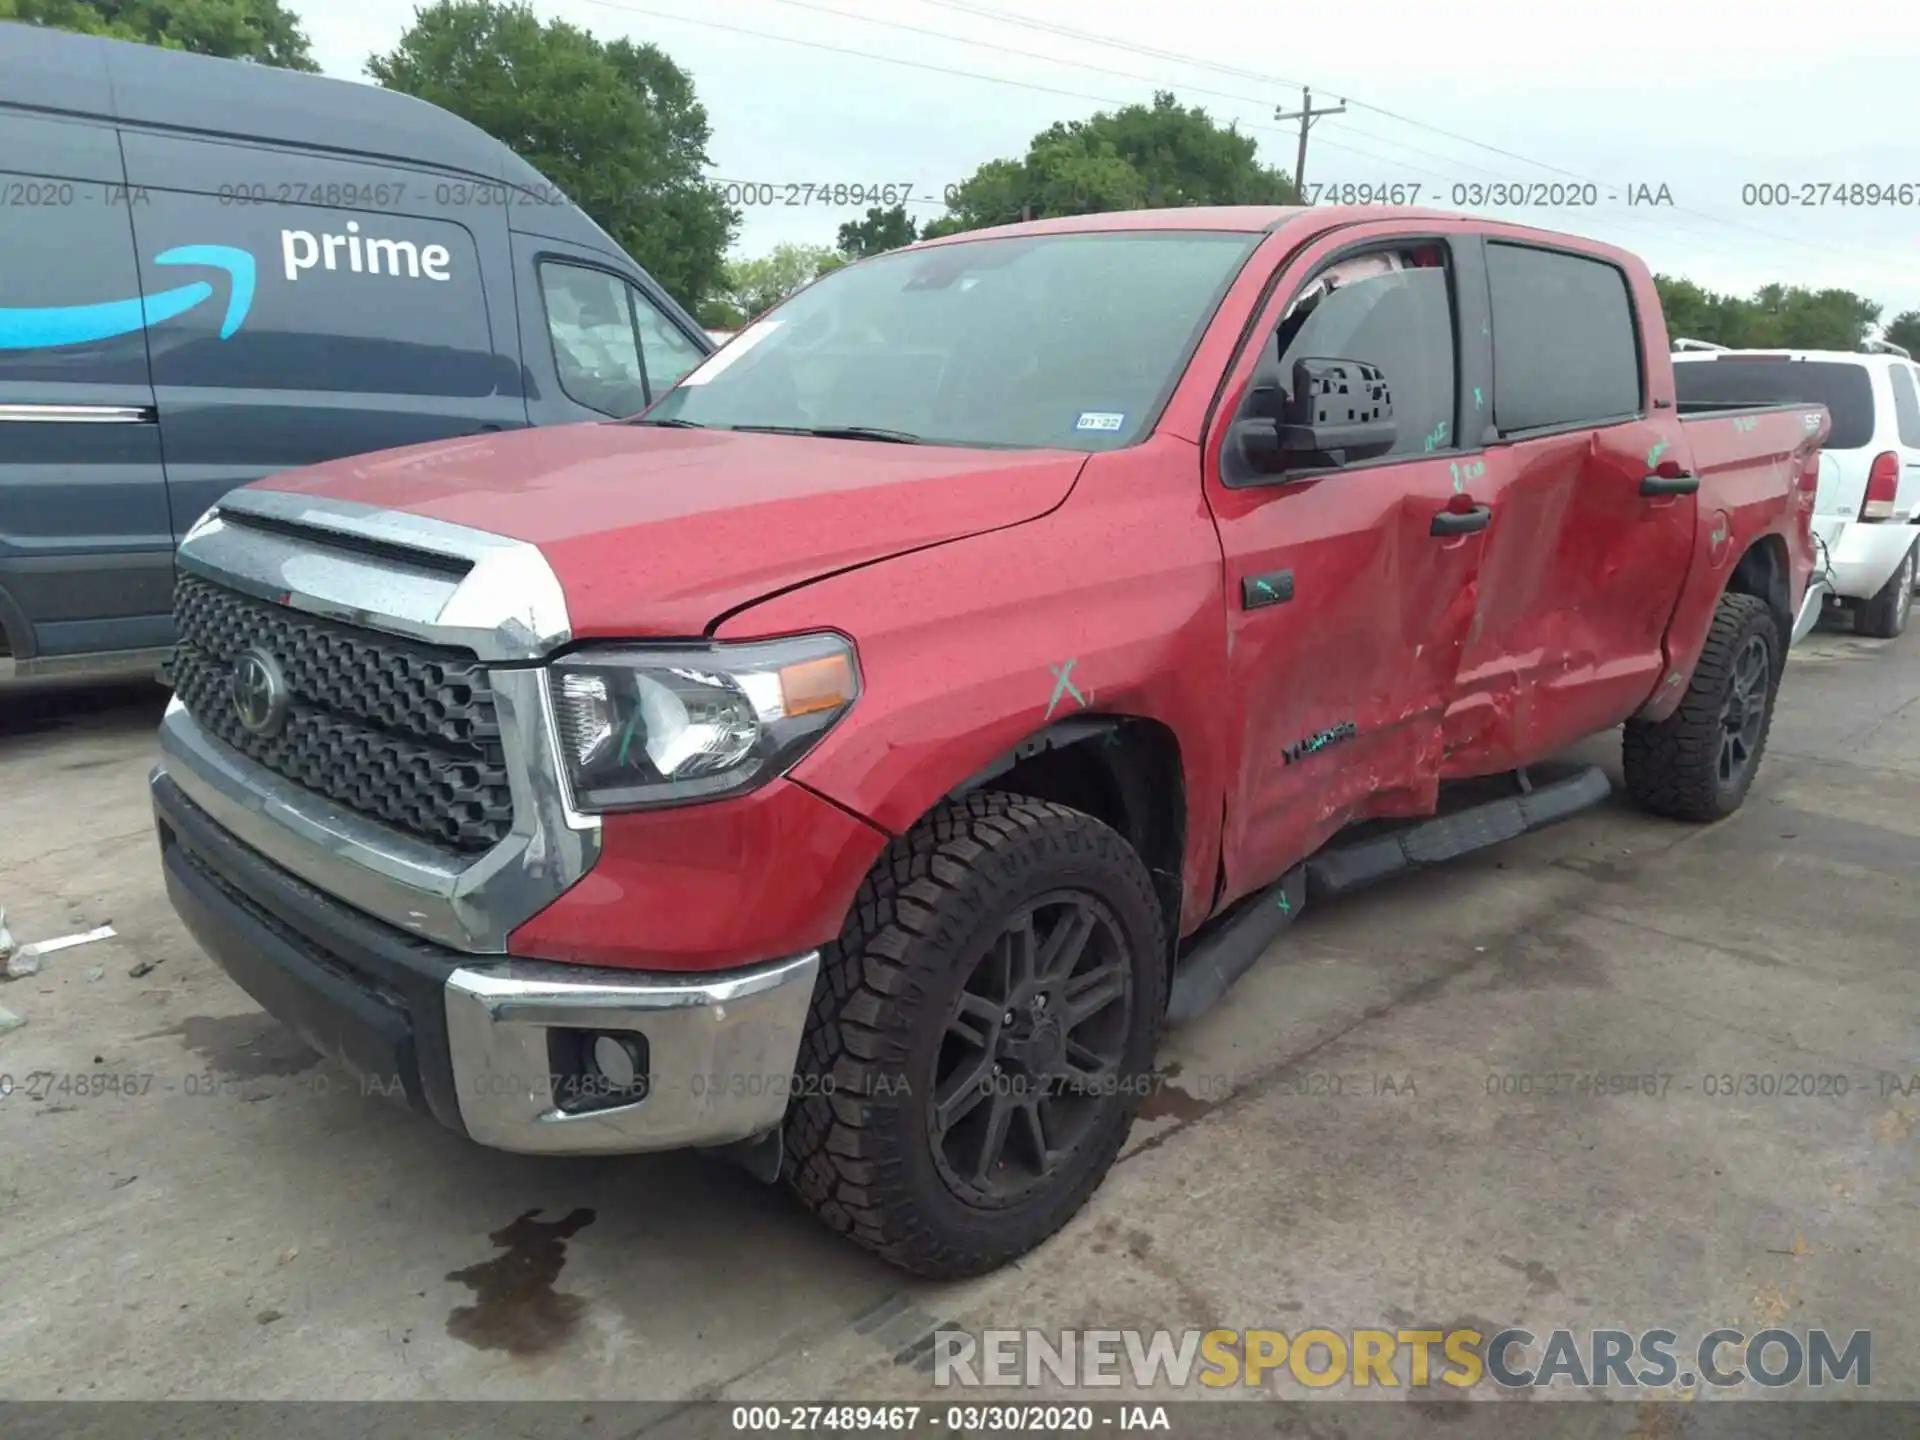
<box><xmin>1431</xmin><ymin>504</ymin><xmax>1492</xmax><ymax>536</ymax></box>
<box><xmin>1641</xmin><ymin>472</ymin><xmax>1698</xmax><ymax>496</ymax></box>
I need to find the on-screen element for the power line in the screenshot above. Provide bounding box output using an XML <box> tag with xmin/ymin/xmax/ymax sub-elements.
<box><xmin>899</xmin><ymin>0</ymin><xmax>1884</xmax><ymax>263</ymax></box>
<box><xmin>734</xmin><ymin>0</ymin><xmax>1547</xmax><ymax>187</ymax></box>
<box><xmin>572</xmin><ymin>0</ymin><xmax>1560</xmax><ymax>201</ymax></box>
<box><xmin>563</xmin><ymin>0</ymin><xmax>1889</xmax><ymax>273</ymax></box>
<box><xmin>701</xmin><ymin>0</ymin><xmax>1901</xmax><ymax>274</ymax></box>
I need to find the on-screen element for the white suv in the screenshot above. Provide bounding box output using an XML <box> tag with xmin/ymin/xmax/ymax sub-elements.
<box><xmin>1673</xmin><ymin>343</ymin><xmax>1920</xmax><ymax>638</ymax></box>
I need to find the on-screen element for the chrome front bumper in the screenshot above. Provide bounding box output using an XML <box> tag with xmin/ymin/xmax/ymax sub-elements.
<box><xmin>156</xmin><ymin>766</ymin><xmax>819</xmax><ymax>1156</ymax></box>
<box><xmin>445</xmin><ymin>952</ymin><xmax>820</xmax><ymax>1154</ymax></box>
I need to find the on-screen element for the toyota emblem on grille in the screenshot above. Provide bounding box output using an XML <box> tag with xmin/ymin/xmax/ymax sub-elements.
<box><xmin>230</xmin><ymin>647</ymin><xmax>290</xmax><ymax>738</ymax></box>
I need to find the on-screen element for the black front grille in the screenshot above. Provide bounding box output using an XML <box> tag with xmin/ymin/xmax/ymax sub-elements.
<box><xmin>171</xmin><ymin>574</ymin><xmax>515</xmax><ymax>854</ymax></box>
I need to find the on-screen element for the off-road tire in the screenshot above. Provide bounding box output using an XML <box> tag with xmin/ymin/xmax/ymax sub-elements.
<box><xmin>782</xmin><ymin>792</ymin><xmax>1167</xmax><ymax>1278</ymax></box>
<box><xmin>1854</xmin><ymin>541</ymin><xmax>1915</xmax><ymax>639</ymax></box>
<box><xmin>1622</xmin><ymin>591</ymin><xmax>1781</xmax><ymax>822</ymax></box>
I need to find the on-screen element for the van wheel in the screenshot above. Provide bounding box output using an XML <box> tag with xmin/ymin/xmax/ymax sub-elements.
<box><xmin>1855</xmin><ymin>543</ymin><xmax>1915</xmax><ymax>639</ymax></box>
<box><xmin>1623</xmin><ymin>592</ymin><xmax>1780</xmax><ymax>822</ymax></box>
<box><xmin>783</xmin><ymin>792</ymin><xmax>1166</xmax><ymax>1278</ymax></box>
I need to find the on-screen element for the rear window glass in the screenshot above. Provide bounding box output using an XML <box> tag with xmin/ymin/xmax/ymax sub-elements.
<box><xmin>1672</xmin><ymin>359</ymin><xmax>1875</xmax><ymax>449</ymax></box>
<box><xmin>1486</xmin><ymin>243</ymin><xmax>1642</xmax><ymax>433</ymax></box>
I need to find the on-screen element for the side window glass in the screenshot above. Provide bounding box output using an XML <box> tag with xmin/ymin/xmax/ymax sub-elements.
<box><xmin>1890</xmin><ymin>364</ymin><xmax>1920</xmax><ymax>448</ymax></box>
<box><xmin>540</xmin><ymin>263</ymin><xmax>647</xmax><ymax>416</ymax></box>
<box><xmin>1486</xmin><ymin>242</ymin><xmax>1641</xmax><ymax>433</ymax></box>
<box><xmin>630</xmin><ymin>291</ymin><xmax>705</xmax><ymax>394</ymax></box>
<box><xmin>1271</xmin><ymin>254</ymin><xmax>1458</xmax><ymax>459</ymax></box>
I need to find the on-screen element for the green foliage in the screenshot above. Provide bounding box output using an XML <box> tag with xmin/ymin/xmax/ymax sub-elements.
<box><xmin>925</xmin><ymin>91</ymin><xmax>1295</xmax><ymax>237</ymax></box>
<box><xmin>696</xmin><ymin>242</ymin><xmax>844</xmax><ymax>328</ymax></box>
<box><xmin>837</xmin><ymin>204</ymin><xmax>918</xmax><ymax>258</ymax></box>
<box><xmin>0</xmin><ymin>0</ymin><xmax>318</xmax><ymax>68</ymax></box>
<box><xmin>1655</xmin><ymin>274</ymin><xmax>1882</xmax><ymax>351</ymax></box>
<box><xmin>368</xmin><ymin>0</ymin><xmax>735</xmax><ymax>307</ymax></box>
<box><xmin>1883</xmin><ymin>310</ymin><xmax>1920</xmax><ymax>356</ymax></box>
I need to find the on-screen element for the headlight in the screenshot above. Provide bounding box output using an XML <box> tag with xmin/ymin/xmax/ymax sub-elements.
<box><xmin>548</xmin><ymin>634</ymin><xmax>859</xmax><ymax>811</ymax></box>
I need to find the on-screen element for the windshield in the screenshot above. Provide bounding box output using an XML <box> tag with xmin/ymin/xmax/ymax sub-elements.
<box><xmin>643</xmin><ymin>231</ymin><xmax>1262</xmax><ymax>450</ymax></box>
<box><xmin>1673</xmin><ymin>358</ymin><xmax>1875</xmax><ymax>450</ymax></box>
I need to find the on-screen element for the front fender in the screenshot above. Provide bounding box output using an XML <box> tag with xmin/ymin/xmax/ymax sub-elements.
<box><xmin>714</xmin><ymin>442</ymin><xmax>1231</xmax><ymax>935</ymax></box>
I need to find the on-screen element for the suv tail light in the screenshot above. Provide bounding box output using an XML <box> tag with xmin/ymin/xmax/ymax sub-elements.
<box><xmin>1862</xmin><ymin>451</ymin><xmax>1899</xmax><ymax>521</ymax></box>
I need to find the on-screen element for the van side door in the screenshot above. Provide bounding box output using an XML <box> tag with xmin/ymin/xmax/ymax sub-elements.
<box><xmin>510</xmin><ymin>231</ymin><xmax>709</xmax><ymax>424</ymax></box>
<box><xmin>117</xmin><ymin>131</ymin><xmax>530</xmax><ymax>539</ymax></box>
<box><xmin>0</xmin><ymin>106</ymin><xmax>174</xmax><ymax>667</ymax></box>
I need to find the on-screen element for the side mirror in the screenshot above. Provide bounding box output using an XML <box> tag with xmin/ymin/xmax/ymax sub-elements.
<box><xmin>1276</xmin><ymin>357</ymin><xmax>1396</xmax><ymax>464</ymax></box>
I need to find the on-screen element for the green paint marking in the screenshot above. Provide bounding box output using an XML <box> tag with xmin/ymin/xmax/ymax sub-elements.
<box><xmin>1277</xmin><ymin>890</ymin><xmax>1292</xmax><ymax>914</ymax></box>
<box><xmin>615</xmin><ymin>708</ymin><xmax>646</xmax><ymax>768</ymax></box>
<box><xmin>1474</xmin><ymin>386</ymin><xmax>1483</xmax><ymax>409</ymax></box>
<box><xmin>1255</xmin><ymin>579</ymin><xmax>1275</xmax><ymax>596</ymax></box>
<box><xmin>1647</xmin><ymin>439</ymin><xmax>1669</xmax><ymax>467</ymax></box>
<box><xmin>1044</xmin><ymin>659</ymin><xmax>1089</xmax><ymax>721</ymax></box>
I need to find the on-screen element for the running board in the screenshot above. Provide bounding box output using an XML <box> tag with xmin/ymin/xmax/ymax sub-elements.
<box><xmin>1165</xmin><ymin>765</ymin><xmax>1611</xmax><ymax>1025</ymax></box>
<box><xmin>1166</xmin><ymin>864</ymin><xmax>1306</xmax><ymax>1025</ymax></box>
<box><xmin>1306</xmin><ymin>764</ymin><xmax>1611</xmax><ymax>901</ymax></box>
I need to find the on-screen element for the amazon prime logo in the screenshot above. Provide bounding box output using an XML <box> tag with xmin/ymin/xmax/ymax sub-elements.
<box><xmin>230</xmin><ymin>647</ymin><xmax>290</xmax><ymax>738</ymax></box>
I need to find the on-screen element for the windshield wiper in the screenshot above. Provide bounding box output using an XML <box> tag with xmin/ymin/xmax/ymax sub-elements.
<box><xmin>729</xmin><ymin>423</ymin><xmax>923</xmax><ymax>444</ymax></box>
<box><xmin>628</xmin><ymin>416</ymin><xmax>707</xmax><ymax>428</ymax></box>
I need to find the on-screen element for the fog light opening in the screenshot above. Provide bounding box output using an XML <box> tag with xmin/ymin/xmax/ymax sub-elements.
<box><xmin>592</xmin><ymin>1033</ymin><xmax>642</xmax><ymax>1091</ymax></box>
<box><xmin>547</xmin><ymin>1027</ymin><xmax>651</xmax><ymax>1114</ymax></box>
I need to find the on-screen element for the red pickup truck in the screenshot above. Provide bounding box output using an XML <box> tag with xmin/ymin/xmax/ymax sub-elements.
<box><xmin>152</xmin><ymin>206</ymin><xmax>1828</xmax><ymax>1278</ymax></box>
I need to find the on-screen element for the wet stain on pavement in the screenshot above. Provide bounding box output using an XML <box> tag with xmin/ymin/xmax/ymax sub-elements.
<box><xmin>446</xmin><ymin>1207</ymin><xmax>596</xmax><ymax>1357</ymax></box>
<box><xmin>1478</xmin><ymin>929</ymin><xmax>1610</xmax><ymax>992</ymax></box>
<box><xmin>1138</xmin><ymin>1074</ymin><xmax>1218</xmax><ymax>1122</ymax></box>
<box><xmin>1497</xmin><ymin>1254</ymin><xmax>1562</xmax><ymax>1295</ymax></box>
<box><xmin>139</xmin><ymin>1014</ymin><xmax>321</xmax><ymax>1078</ymax></box>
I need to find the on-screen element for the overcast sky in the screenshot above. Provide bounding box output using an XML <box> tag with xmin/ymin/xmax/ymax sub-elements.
<box><xmin>301</xmin><ymin>0</ymin><xmax>1920</xmax><ymax>324</ymax></box>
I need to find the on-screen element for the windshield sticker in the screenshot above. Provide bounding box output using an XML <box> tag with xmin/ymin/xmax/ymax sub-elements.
<box><xmin>1075</xmin><ymin>411</ymin><xmax>1125</xmax><ymax>433</ymax></box>
<box><xmin>677</xmin><ymin>319</ymin><xmax>780</xmax><ymax>385</ymax></box>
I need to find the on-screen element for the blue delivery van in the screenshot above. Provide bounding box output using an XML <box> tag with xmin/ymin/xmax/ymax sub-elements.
<box><xmin>0</xmin><ymin>22</ymin><xmax>712</xmax><ymax>689</ymax></box>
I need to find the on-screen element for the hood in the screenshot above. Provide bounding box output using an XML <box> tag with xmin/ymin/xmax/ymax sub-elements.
<box><xmin>254</xmin><ymin>422</ymin><xmax>1087</xmax><ymax>636</ymax></box>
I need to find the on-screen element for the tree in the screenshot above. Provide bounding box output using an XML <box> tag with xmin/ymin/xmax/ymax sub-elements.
<box><xmin>697</xmin><ymin>242</ymin><xmax>844</xmax><ymax>329</ymax></box>
<box><xmin>0</xmin><ymin>0</ymin><xmax>318</xmax><ymax>68</ymax></box>
<box><xmin>923</xmin><ymin>91</ymin><xmax>1295</xmax><ymax>238</ymax></box>
<box><xmin>1883</xmin><ymin>310</ymin><xmax>1920</xmax><ymax>356</ymax></box>
<box><xmin>837</xmin><ymin>204</ymin><xmax>918</xmax><ymax>259</ymax></box>
<box><xmin>368</xmin><ymin>0</ymin><xmax>735</xmax><ymax>307</ymax></box>
<box><xmin>1653</xmin><ymin>275</ymin><xmax>1881</xmax><ymax>351</ymax></box>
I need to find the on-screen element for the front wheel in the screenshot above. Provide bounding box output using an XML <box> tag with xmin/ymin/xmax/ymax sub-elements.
<box><xmin>782</xmin><ymin>792</ymin><xmax>1167</xmax><ymax>1278</ymax></box>
<box><xmin>1623</xmin><ymin>591</ymin><xmax>1781</xmax><ymax>822</ymax></box>
<box><xmin>1854</xmin><ymin>542</ymin><xmax>1915</xmax><ymax>639</ymax></box>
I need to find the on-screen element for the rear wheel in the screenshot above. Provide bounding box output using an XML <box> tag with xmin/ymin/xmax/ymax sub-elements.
<box><xmin>1623</xmin><ymin>591</ymin><xmax>1780</xmax><ymax>821</ymax></box>
<box><xmin>1854</xmin><ymin>542</ymin><xmax>1915</xmax><ymax>639</ymax></box>
<box><xmin>782</xmin><ymin>792</ymin><xmax>1167</xmax><ymax>1278</ymax></box>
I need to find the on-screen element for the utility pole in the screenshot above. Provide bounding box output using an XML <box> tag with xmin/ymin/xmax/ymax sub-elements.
<box><xmin>1274</xmin><ymin>87</ymin><xmax>1347</xmax><ymax>198</ymax></box>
